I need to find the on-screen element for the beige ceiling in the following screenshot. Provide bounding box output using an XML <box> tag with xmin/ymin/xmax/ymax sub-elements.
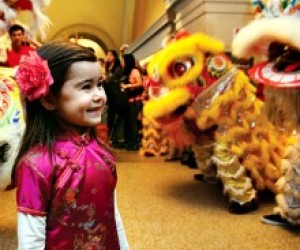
<box><xmin>18</xmin><ymin>0</ymin><xmax>166</xmax><ymax>51</ymax></box>
<box><xmin>16</xmin><ymin>0</ymin><xmax>253</xmax><ymax>60</ymax></box>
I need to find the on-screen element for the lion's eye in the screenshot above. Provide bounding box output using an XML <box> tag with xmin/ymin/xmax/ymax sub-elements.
<box><xmin>170</xmin><ymin>58</ymin><xmax>194</xmax><ymax>78</ymax></box>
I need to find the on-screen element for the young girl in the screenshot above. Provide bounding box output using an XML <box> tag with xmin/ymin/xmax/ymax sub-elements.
<box><xmin>14</xmin><ymin>41</ymin><xmax>129</xmax><ymax>250</ymax></box>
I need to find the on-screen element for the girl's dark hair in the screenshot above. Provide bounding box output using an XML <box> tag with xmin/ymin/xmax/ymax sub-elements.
<box><xmin>14</xmin><ymin>41</ymin><xmax>97</xmax><ymax>169</ymax></box>
<box><xmin>105</xmin><ymin>49</ymin><xmax>121</xmax><ymax>73</ymax></box>
<box><xmin>122</xmin><ymin>53</ymin><xmax>136</xmax><ymax>77</ymax></box>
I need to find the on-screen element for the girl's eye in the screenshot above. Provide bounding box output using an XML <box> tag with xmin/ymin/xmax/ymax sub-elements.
<box><xmin>97</xmin><ymin>81</ymin><xmax>103</xmax><ymax>88</ymax></box>
<box><xmin>81</xmin><ymin>84</ymin><xmax>91</xmax><ymax>90</ymax></box>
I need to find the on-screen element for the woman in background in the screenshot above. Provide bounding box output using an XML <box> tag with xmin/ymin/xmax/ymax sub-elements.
<box><xmin>103</xmin><ymin>50</ymin><xmax>127</xmax><ymax>147</ymax></box>
<box><xmin>120</xmin><ymin>54</ymin><xmax>143</xmax><ymax>151</ymax></box>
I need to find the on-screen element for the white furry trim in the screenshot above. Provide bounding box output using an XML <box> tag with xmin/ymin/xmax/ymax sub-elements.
<box><xmin>230</xmin><ymin>192</ymin><xmax>256</xmax><ymax>204</ymax></box>
<box><xmin>29</xmin><ymin>0</ymin><xmax>52</xmax><ymax>40</ymax></box>
<box><xmin>226</xmin><ymin>182</ymin><xmax>256</xmax><ymax>204</ymax></box>
<box><xmin>295</xmin><ymin>164</ymin><xmax>300</xmax><ymax>175</ymax></box>
<box><xmin>0</xmin><ymin>32</ymin><xmax>17</xmax><ymax>63</ymax></box>
<box><xmin>281</xmin><ymin>159</ymin><xmax>292</xmax><ymax>174</ymax></box>
<box><xmin>232</xmin><ymin>16</ymin><xmax>300</xmax><ymax>58</ymax></box>
<box><xmin>36</xmin><ymin>0</ymin><xmax>52</xmax><ymax>8</ymax></box>
<box><xmin>223</xmin><ymin>177</ymin><xmax>253</xmax><ymax>195</ymax></box>
<box><xmin>216</xmin><ymin>163</ymin><xmax>246</xmax><ymax>179</ymax></box>
<box><xmin>0</xmin><ymin>124</ymin><xmax>24</xmax><ymax>190</ymax></box>
<box><xmin>276</xmin><ymin>176</ymin><xmax>287</xmax><ymax>190</ymax></box>
<box><xmin>0</xmin><ymin>1</ymin><xmax>17</xmax><ymax>22</ymax></box>
<box><xmin>0</xmin><ymin>1</ymin><xmax>17</xmax><ymax>35</ymax></box>
<box><xmin>212</xmin><ymin>155</ymin><xmax>237</xmax><ymax>166</ymax></box>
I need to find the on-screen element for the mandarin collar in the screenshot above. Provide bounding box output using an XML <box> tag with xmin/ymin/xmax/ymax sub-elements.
<box><xmin>56</xmin><ymin>127</ymin><xmax>91</xmax><ymax>146</ymax></box>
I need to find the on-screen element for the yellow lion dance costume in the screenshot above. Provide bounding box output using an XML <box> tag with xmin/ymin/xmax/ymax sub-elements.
<box><xmin>143</xmin><ymin>31</ymin><xmax>290</xmax><ymax>214</ymax></box>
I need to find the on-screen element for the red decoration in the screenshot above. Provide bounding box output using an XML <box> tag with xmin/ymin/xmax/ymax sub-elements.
<box><xmin>11</xmin><ymin>0</ymin><xmax>33</xmax><ymax>10</ymax></box>
<box><xmin>16</xmin><ymin>51</ymin><xmax>54</xmax><ymax>101</ymax></box>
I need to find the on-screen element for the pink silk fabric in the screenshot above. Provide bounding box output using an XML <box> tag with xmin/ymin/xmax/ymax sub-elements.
<box><xmin>16</xmin><ymin>131</ymin><xmax>120</xmax><ymax>250</ymax></box>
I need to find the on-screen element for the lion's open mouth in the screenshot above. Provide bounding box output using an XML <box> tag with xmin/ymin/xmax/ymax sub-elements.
<box><xmin>249</xmin><ymin>42</ymin><xmax>300</xmax><ymax>87</ymax></box>
<box><xmin>269</xmin><ymin>42</ymin><xmax>300</xmax><ymax>72</ymax></box>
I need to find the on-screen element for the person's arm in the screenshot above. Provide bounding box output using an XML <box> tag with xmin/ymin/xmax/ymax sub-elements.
<box><xmin>23</xmin><ymin>35</ymin><xmax>42</xmax><ymax>48</ymax></box>
<box><xmin>16</xmin><ymin>156</ymin><xmax>53</xmax><ymax>250</ymax></box>
<box><xmin>123</xmin><ymin>68</ymin><xmax>143</xmax><ymax>89</ymax></box>
<box><xmin>107</xmin><ymin>67</ymin><xmax>123</xmax><ymax>84</ymax></box>
<box><xmin>18</xmin><ymin>212</ymin><xmax>46</xmax><ymax>250</ymax></box>
<box><xmin>114</xmin><ymin>191</ymin><xmax>129</xmax><ymax>250</ymax></box>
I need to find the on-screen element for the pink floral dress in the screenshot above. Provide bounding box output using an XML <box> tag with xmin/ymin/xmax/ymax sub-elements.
<box><xmin>16</xmin><ymin>131</ymin><xmax>120</xmax><ymax>250</ymax></box>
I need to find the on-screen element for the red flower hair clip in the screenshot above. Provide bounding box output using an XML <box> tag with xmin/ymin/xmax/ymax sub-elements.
<box><xmin>15</xmin><ymin>51</ymin><xmax>54</xmax><ymax>101</ymax></box>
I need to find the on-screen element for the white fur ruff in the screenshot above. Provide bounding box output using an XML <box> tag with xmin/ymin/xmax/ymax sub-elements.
<box><xmin>232</xmin><ymin>17</ymin><xmax>300</xmax><ymax>58</ymax></box>
<box><xmin>0</xmin><ymin>124</ymin><xmax>24</xmax><ymax>190</ymax></box>
<box><xmin>0</xmin><ymin>1</ymin><xmax>17</xmax><ymax>35</ymax></box>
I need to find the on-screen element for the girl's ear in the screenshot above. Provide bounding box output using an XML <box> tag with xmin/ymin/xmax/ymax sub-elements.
<box><xmin>40</xmin><ymin>93</ymin><xmax>57</xmax><ymax>111</ymax></box>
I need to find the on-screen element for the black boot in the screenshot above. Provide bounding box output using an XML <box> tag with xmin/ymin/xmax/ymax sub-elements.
<box><xmin>228</xmin><ymin>199</ymin><xmax>259</xmax><ymax>214</ymax></box>
<box><xmin>194</xmin><ymin>174</ymin><xmax>204</xmax><ymax>181</ymax></box>
<box><xmin>180</xmin><ymin>148</ymin><xmax>197</xmax><ymax>168</ymax></box>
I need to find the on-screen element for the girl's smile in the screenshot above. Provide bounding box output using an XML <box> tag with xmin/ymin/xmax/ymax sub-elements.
<box><xmin>86</xmin><ymin>104</ymin><xmax>105</xmax><ymax>116</ymax></box>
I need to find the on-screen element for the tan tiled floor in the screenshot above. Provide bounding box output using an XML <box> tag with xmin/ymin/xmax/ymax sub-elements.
<box><xmin>1</xmin><ymin>150</ymin><xmax>300</xmax><ymax>250</ymax></box>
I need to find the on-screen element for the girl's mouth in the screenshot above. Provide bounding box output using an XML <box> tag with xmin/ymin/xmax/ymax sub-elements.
<box><xmin>86</xmin><ymin>107</ymin><xmax>103</xmax><ymax>115</ymax></box>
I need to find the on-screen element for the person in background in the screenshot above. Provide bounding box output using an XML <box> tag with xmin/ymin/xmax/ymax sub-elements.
<box><xmin>102</xmin><ymin>49</ymin><xmax>127</xmax><ymax>147</ymax></box>
<box><xmin>119</xmin><ymin>44</ymin><xmax>129</xmax><ymax>59</ymax></box>
<box><xmin>120</xmin><ymin>53</ymin><xmax>143</xmax><ymax>151</ymax></box>
<box><xmin>4</xmin><ymin>24</ymin><xmax>38</xmax><ymax>67</ymax></box>
<box><xmin>94</xmin><ymin>57</ymin><xmax>109</xmax><ymax>144</ymax></box>
<box><xmin>14</xmin><ymin>41</ymin><xmax>129</xmax><ymax>249</ymax></box>
<box><xmin>98</xmin><ymin>57</ymin><xmax>106</xmax><ymax>77</ymax></box>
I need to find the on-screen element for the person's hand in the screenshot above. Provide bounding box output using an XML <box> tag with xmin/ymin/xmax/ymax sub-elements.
<box><xmin>120</xmin><ymin>83</ymin><xmax>126</xmax><ymax>91</ymax></box>
<box><xmin>120</xmin><ymin>44</ymin><xmax>129</xmax><ymax>53</ymax></box>
<box><xmin>23</xmin><ymin>35</ymin><xmax>41</xmax><ymax>48</ymax></box>
<box><xmin>101</xmin><ymin>74</ymin><xmax>107</xmax><ymax>81</ymax></box>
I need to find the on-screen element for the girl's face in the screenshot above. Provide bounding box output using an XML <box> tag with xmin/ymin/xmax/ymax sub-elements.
<box><xmin>54</xmin><ymin>61</ymin><xmax>106</xmax><ymax>128</ymax></box>
<box><xmin>106</xmin><ymin>51</ymin><xmax>115</xmax><ymax>63</ymax></box>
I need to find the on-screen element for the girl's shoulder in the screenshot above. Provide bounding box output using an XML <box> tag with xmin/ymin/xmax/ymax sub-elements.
<box><xmin>17</xmin><ymin>144</ymin><xmax>54</xmax><ymax>181</ymax></box>
<box><xmin>130</xmin><ymin>68</ymin><xmax>143</xmax><ymax>79</ymax></box>
<box><xmin>131</xmin><ymin>68</ymin><xmax>141</xmax><ymax>75</ymax></box>
<box><xmin>20</xmin><ymin>144</ymin><xmax>50</xmax><ymax>165</ymax></box>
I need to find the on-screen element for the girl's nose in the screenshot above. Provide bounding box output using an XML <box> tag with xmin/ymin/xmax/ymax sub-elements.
<box><xmin>93</xmin><ymin>87</ymin><xmax>106</xmax><ymax>102</ymax></box>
